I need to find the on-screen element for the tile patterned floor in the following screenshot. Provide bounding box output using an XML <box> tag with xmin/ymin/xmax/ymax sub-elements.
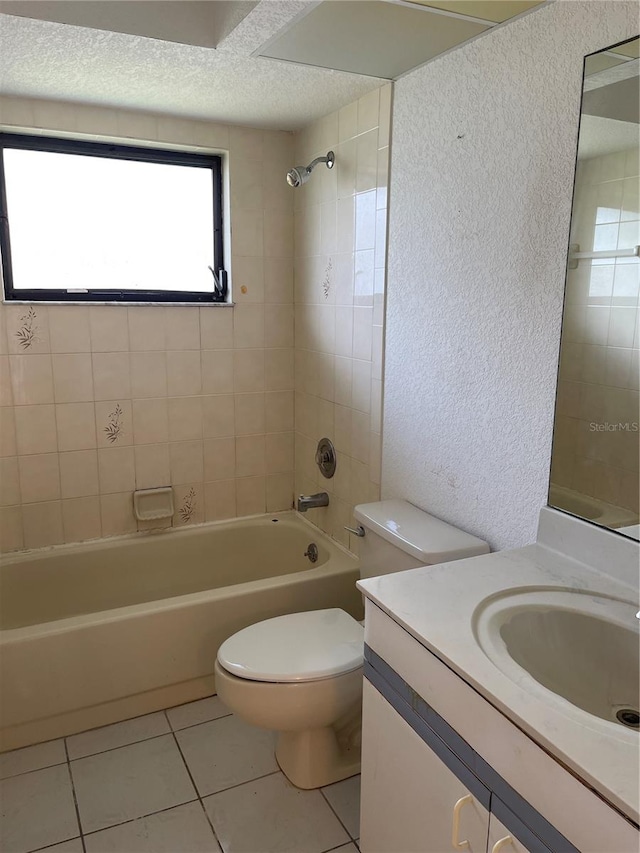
<box><xmin>0</xmin><ymin>697</ymin><xmax>361</xmax><ymax>853</ymax></box>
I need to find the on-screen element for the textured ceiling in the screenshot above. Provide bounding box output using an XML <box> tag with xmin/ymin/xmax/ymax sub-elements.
<box><xmin>0</xmin><ymin>4</ymin><xmax>384</xmax><ymax>130</ymax></box>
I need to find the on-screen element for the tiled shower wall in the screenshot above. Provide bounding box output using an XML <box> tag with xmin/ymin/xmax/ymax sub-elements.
<box><xmin>293</xmin><ymin>85</ymin><xmax>391</xmax><ymax>550</ymax></box>
<box><xmin>0</xmin><ymin>97</ymin><xmax>295</xmax><ymax>552</ymax></box>
<box><xmin>553</xmin><ymin>146</ymin><xmax>639</xmax><ymax>514</ymax></box>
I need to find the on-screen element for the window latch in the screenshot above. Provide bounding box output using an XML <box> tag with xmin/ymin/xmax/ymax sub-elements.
<box><xmin>208</xmin><ymin>267</ymin><xmax>228</xmax><ymax>301</ymax></box>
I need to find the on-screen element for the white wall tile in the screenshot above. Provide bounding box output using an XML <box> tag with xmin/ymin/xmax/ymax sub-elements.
<box><xmin>59</xmin><ymin>450</ymin><xmax>99</xmax><ymax>499</ymax></box>
<box><xmin>89</xmin><ymin>307</ymin><xmax>130</xmax><ymax>352</ymax></box>
<box><xmin>98</xmin><ymin>446</ymin><xmax>136</xmax><ymax>494</ymax></box>
<box><xmin>200</xmin><ymin>309</ymin><xmax>234</xmax><ymax>350</ymax></box>
<box><xmin>19</xmin><ymin>453</ymin><xmax>60</xmax><ymax>503</ymax></box>
<box><xmin>0</xmin><ymin>457</ymin><xmax>21</xmax><ymax>507</ymax></box>
<box><xmin>100</xmin><ymin>492</ymin><xmax>137</xmax><ymax>537</ymax></box>
<box><xmin>22</xmin><ymin>500</ymin><xmax>64</xmax><ymax>548</ymax></box>
<box><xmin>49</xmin><ymin>307</ymin><xmax>91</xmax><ymax>353</ymax></box>
<box><xmin>52</xmin><ymin>354</ymin><xmax>94</xmax><ymax>403</ymax></box>
<box><xmin>10</xmin><ymin>355</ymin><xmax>54</xmax><ymax>405</ymax></box>
<box><xmin>92</xmin><ymin>353</ymin><xmax>131</xmax><ymax>401</ymax></box>
<box><xmin>236</xmin><ymin>476</ymin><xmax>266</xmax><ymax>516</ymax></box>
<box><xmin>166</xmin><ymin>351</ymin><xmax>202</xmax><ymax>397</ymax></box>
<box><xmin>15</xmin><ymin>405</ymin><xmax>57</xmax><ymax>455</ymax></box>
<box><xmin>2</xmin><ymin>101</ymin><xmax>296</xmax><ymax>548</ymax></box>
<box><xmin>204</xmin><ymin>437</ymin><xmax>236</xmax><ymax>481</ymax></box>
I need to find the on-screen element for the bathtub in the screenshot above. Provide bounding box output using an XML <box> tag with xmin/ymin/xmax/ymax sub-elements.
<box><xmin>0</xmin><ymin>512</ymin><xmax>361</xmax><ymax>752</ymax></box>
<box><xmin>548</xmin><ymin>484</ymin><xmax>638</xmax><ymax>530</ymax></box>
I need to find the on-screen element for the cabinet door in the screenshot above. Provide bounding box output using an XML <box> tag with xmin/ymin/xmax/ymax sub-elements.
<box><xmin>360</xmin><ymin>678</ymin><xmax>489</xmax><ymax>853</ymax></box>
<box><xmin>487</xmin><ymin>814</ymin><xmax>533</xmax><ymax>853</ymax></box>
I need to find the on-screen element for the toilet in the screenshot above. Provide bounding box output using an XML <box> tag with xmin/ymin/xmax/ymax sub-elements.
<box><xmin>214</xmin><ymin>499</ymin><xmax>489</xmax><ymax>789</ymax></box>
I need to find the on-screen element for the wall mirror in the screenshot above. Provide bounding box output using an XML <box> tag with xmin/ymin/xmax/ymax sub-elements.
<box><xmin>550</xmin><ymin>35</ymin><xmax>639</xmax><ymax>540</ymax></box>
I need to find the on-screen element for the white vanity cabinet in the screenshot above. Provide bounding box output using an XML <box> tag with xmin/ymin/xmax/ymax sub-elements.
<box><xmin>359</xmin><ymin>600</ymin><xmax>639</xmax><ymax>853</ymax></box>
<box><xmin>360</xmin><ymin>678</ymin><xmax>490</xmax><ymax>853</ymax></box>
<box><xmin>487</xmin><ymin>815</ymin><xmax>532</xmax><ymax>853</ymax></box>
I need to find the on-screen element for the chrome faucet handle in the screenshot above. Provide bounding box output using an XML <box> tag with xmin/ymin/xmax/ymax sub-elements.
<box><xmin>344</xmin><ymin>525</ymin><xmax>365</xmax><ymax>537</ymax></box>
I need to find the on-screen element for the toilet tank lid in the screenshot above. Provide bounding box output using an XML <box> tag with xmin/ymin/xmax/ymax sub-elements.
<box><xmin>354</xmin><ymin>500</ymin><xmax>489</xmax><ymax>564</ymax></box>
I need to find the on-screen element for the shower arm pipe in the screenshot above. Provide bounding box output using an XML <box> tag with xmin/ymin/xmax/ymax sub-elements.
<box><xmin>307</xmin><ymin>153</ymin><xmax>334</xmax><ymax>171</ymax></box>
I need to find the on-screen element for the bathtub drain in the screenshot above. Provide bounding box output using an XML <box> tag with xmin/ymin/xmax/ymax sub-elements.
<box><xmin>616</xmin><ymin>709</ymin><xmax>640</xmax><ymax>729</ymax></box>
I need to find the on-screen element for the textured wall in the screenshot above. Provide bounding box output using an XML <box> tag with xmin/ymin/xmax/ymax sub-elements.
<box><xmin>0</xmin><ymin>98</ymin><xmax>295</xmax><ymax>551</ymax></box>
<box><xmin>383</xmin><ymin>1</ymin><xmax>639</xmax><ymax>550</ymax></box>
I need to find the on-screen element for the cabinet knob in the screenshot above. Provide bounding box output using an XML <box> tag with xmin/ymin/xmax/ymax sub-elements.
<box><xmin>451</xmin><ymin>794</ymin><xmax>473</xmax><ymax>850</ymax></box>
<box><xmin>491</xmin><ymin>836</ymin><xmax>513</xmax><ymax>853</ymax></box>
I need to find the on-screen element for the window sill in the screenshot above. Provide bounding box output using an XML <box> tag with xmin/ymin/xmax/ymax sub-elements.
<box><xmin>2</xmin><ymin>298</ymin><xmax>235</xmax><ymax>307</ymax></box>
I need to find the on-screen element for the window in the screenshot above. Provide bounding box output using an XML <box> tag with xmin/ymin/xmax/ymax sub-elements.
<box><xmin>0</xmin><ymin>133</ymin><xmax>226</xmax><ymax>303</ymax></box>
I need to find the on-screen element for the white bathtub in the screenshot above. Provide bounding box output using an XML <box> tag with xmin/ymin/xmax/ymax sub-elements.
<box><xmin>548</xmin><ymin>484</ymin><xmax>638</xmax><ymax>530</ymax></box>
<box><xmin>0</xmin><ymin>512</ymin><xmax>361</xmax><ymax>751</ymax></box>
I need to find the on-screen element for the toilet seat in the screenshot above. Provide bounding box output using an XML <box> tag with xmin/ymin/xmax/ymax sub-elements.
<box><xmin>217</xmin><ymin>608</ymin><xmax>364</xmax><ymax>683</ymax></box>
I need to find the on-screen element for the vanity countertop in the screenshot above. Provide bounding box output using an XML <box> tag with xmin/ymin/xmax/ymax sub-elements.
<box><xmin>358</xmin><ymin>529</ymin><xmax>640</xmax><ymax>825</ymax></box>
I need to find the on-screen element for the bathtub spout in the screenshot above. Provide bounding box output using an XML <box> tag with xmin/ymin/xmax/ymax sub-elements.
<box><xmin>297</xmin><ymin>492</ymin><xmax>329</xmax><ymax>512</ymax></box>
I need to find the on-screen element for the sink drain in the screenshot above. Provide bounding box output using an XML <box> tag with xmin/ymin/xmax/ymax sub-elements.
<box><xmin>616</xmin><ymin>709</ymin><xmax>640</xmax><ymax>729</ymax></box>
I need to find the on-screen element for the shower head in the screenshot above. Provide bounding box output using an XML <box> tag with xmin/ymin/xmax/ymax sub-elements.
<box><xmin>286</xmin><ymin>151</ymin><xmax>335</xmax><ymax>188</ymax></box>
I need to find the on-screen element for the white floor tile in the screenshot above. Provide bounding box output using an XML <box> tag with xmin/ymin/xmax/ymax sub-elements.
<box><xmin>0</xmin><ymin>764</ymin><xmax>79</xmax><ymax>853</ymax></box>
<box><xmin>84</xmin><ymin>802</ymin><xmax>221</xmax><ymax>853</ymax></box>
<box><xmin>329</xmin><ymin>845</ymin><xmax>359</xmax><ymax>853</ymax></box>
<box><xmin>33</xmin><ymin>840</ymin><xmax>83</xmax><ymax>853</ymax></box>
<box><xmin>176</xmin><ymin>715</ymin><xmax>278</xmax><ymax>796</ymax></box>
<box><xmin>203</xmin><ymin>771</ymin><xmax>350</xmax><ymax>853</ymax></box>
<box><xmin>166</xmin><ymin>696</ymin><xmax>231</xmax><ymax>731</ymax></box>
<box><xmin>67</xmin><ymin>712</ymin><xmax>170</xmax><ymax>759</ymax></box>
<box><xmin>0</xmin><ymin>739</ymin><xmax>67</xmax><ymax>780</ymax></box>
<box><xmin>70</xmin><ymin>734</ymin><xmax>196</xmax><ymax>834</ymax></box>
<box><xmin>322</xmin><ymin>775</ymin><xmax>361</xmax><ymax>839</ymax></box>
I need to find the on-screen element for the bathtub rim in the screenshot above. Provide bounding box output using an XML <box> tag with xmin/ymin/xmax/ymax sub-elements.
<box><xmin>0</xmin><ymin>511</ymin><xmax>359</xmax><ymax>642</ymax></box>
<box><xmin>0</xmin><ymin>509</ymin><xmax>348</xmax><ymax>566</ymax></box>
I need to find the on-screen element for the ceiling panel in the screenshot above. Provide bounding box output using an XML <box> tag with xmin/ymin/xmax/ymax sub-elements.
<box><xmin>258</xmin><ymin>0</ymin><xmax>489</xmax><ymax>79</ymax></box>
<box><xmin>398</xmin><ymin>1</ymin><xmax>544</xmax><ymax>24</ymax></box>
<box><xmin>0</xmin><ymin>1</ymin><xmax>258</xmax><ymax>48</ymax></box>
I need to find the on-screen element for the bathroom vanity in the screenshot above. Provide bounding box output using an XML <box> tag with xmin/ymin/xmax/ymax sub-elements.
<box><xmin>358</xmin><ymin>509</ymin><xmax>640</xmax><ymax>853</ymax></box>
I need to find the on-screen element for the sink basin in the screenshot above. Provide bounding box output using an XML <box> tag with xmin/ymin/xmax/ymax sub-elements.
<box><xmin>474</xmin><ymin>589</ymin><xmax>639</xmax><ymax>730</ymax></box>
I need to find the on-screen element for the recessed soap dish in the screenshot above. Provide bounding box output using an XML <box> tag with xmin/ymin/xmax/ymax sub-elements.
<box><xmin>133</xmin><ymin>487</ymin><xmax>174</xmax><ymax>521</ymax></box>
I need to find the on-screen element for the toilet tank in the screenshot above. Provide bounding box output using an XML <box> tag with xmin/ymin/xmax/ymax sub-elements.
<box><xmin>354</xmin><ymin>500</ymin><xmax>489</xmax><ymax>580</ymax></box>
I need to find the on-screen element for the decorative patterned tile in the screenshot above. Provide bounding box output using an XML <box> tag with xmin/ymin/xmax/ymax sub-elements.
<box><xmin>175</xmin><ymin>715</ymin><xmax>277</xmax><ymax>796</ymax></box>
<box><xmin>70</xmin><ymin>735</ymin><xmax>195</xmax><ymax>834</ymax></box>
<box><xmin>203</xmin><ymin>771</ymin><xmax>350</xmax><ymax>853</ymax></box>
<box><xmin>83</xmin><ymin>801</ymin><xmax>220</xmax><ymax>853</ymax></box>
<box><xmin>0</xmin><ymin>764</ymin><xmax>79</xmax><ymax>853</ymax></box>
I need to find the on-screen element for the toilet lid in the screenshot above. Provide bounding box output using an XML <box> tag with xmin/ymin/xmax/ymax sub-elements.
<box><xmin>217</xmin><ymin>609</ymin><xmax>364</xmax><ymax>683</ymax></box>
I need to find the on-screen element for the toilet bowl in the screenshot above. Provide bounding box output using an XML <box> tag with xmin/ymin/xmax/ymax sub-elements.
<box><xmin>215</xmin><ymin>500</ymin><xmax>489</xmax><ymax>789</ymax></box>
<box><xmin>215</xmin><ymin>608</ymin><xmax>364</xmax><ymax>789</ymax></box>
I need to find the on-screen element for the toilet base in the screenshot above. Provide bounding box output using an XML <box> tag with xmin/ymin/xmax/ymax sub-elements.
<box><xmin>276</xmin><ymin>725</ymin><xmax>361</xmax><ymax>789</ymax></box>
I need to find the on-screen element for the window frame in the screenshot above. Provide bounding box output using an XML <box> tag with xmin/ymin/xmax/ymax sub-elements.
<box><xmin>0</xmin><ymin>132</ymin><xmax>226</xmax><ymax>304</ymax></box>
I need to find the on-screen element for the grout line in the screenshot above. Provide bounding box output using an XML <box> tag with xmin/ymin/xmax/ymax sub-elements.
<box><xmin>30</xmin><ymin>837</ymin><xmax>83</xmax><ymax>853</ymax></box>
<box><xmin>64</xmin><ymin>713</ymin><xmax>233</xmax><ymax>765</ymax></box>
<box><xmin>0</xmin><ymin>758</ymin><xmax>68</xmax><ymax>782</ymax></box>
<box><xmin>319</xmin><ymin>787</ymin><xmax>359</xmax><ymax>842</ymax></box>
<box><xmin>63</xmin><ymin>739</ymin><xmax>87</xmax><ymax>852</ymax></box>
<box><xmin>199</xmin><ymin>768</ymin><xmax>282</xmax><ymax>801</ymax></box>
<box><xmin>320</xmin><ymin>842</ymin><xmax>358</xmax><ymax>853</ymax></box>
<box><xmin>1</xmin><ymin>704</ymin><xmax>232</xmax><ymax>780</ymax></box>
<box><xmin>81</xmin><ymin>798</ymin><xmax>200</xmax><ymax>839</ymax></box>
<box><xmin>169</xmin><ymin>729</ymin><xmax>223</xmax><ymax>850</ymax></box>
<box><xmin>168</xmin><ymin>711</ymin><xmax>233</xmax><ymax>734</ymax></box>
